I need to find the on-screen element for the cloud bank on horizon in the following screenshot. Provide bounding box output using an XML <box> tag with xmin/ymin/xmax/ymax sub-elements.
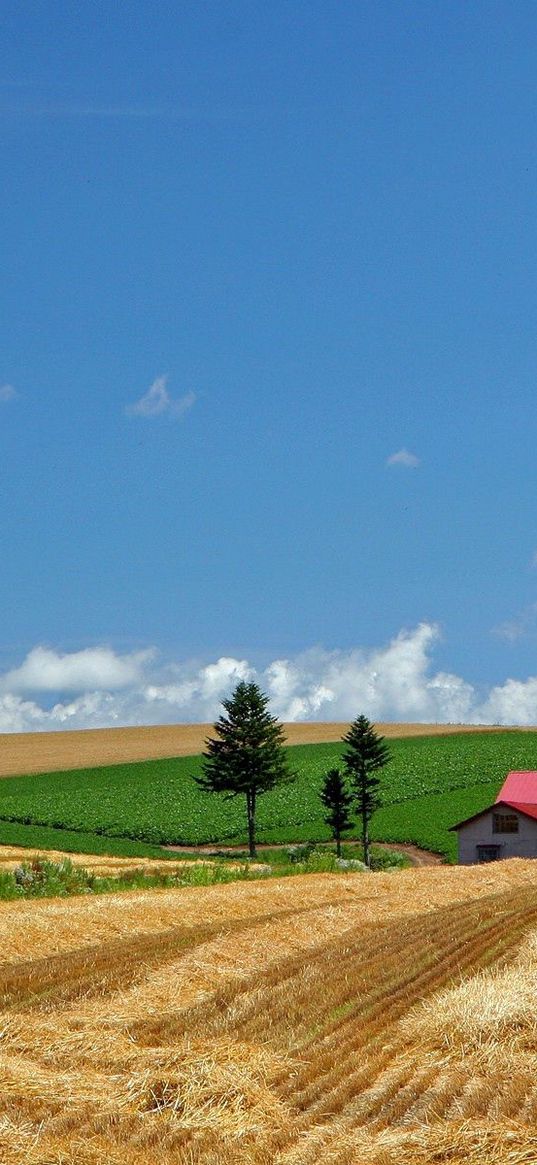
<box><xmin>1</xmin><ymin>623</ymin><xmax>536</xmax><ymax>733</ymax></box>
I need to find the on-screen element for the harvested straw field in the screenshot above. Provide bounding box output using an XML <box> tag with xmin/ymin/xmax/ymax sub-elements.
<box><xmin>2</xmin><ymin>859</ymin><xmax>537</xmax><ymax>1163</ymax></box>
<box><xmin>0</xmin><ymin>720</ymin><xmax>517</xmax><ymax>778</ymax></box>
<box><xmin>0</xmin><ymin>845</ymin><xmax>231</xmax><ymax>878</ymax></box>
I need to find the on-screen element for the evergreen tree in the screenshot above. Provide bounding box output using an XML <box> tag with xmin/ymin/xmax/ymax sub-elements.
<box><xmin>319</xmin><ymin>768</ymin><xmax>354</xmax><ymax>856</ymax></box>
<box><xmin>195</xmin><ymin>680</ymin><xmax>292</xmax><ymax>858</ymax></box>
<box><xmin>342</xmin><ymin>715</ymin><xmax>390</xmax><ymax>868</ymax></box>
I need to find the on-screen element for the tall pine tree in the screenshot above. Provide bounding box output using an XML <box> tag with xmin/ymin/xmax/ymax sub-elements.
<box><xmin>319</xmin><ymin>768</ymin><xmax>354</xmax><ymax>856</ymax></box>
<box><xmin>195</xmin><ymin>681</ymin><xmax>292</xmax><ymax>858</ymax></box>
<box><xmin>342</xmin><ymin>715</ymin><xmax>390</xmax><ymax>868</ymax></box>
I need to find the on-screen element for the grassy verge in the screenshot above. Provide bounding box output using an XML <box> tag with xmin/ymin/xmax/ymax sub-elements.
<box><xmin>0</xmin><ymin>855</ymin><xmax>254</xmax><ymax>900</ymax></box>
<box><xmin>0</xmin><ymin>845</ymin><xmax>409</xmax><ymax>902</ymax></box>
<box><xmin>198</xmin><ymin>842</ymin><xmax>411</xmax><ymax>871</ymax></box>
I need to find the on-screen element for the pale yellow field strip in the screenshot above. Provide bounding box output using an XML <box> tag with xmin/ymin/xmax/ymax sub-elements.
<box><xmin>0</xmin><ymin>859</ymin><xmax>535</xmax><ymax>966</ymax></box>
<box><xmin>0</xmin><ymin>846</ymin><xmax>230</xmax><ymax>878</ymax></box>
<box><xmin>0</xmin><ymin>719</ymin><xmax>529</xmax><ymax>778</ymax></box>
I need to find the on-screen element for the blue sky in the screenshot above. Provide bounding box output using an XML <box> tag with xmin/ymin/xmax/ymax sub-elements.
<box><xmin>3</xmin><ymin>1</ymin><xmax>537</xmax><ymax>728</ymax></box>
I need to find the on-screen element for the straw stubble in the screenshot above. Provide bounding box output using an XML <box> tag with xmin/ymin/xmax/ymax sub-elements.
<box><xmin>1</xmin><ymin>860</ymin><xmax>537</xmax><ymax>1162</ymax></box>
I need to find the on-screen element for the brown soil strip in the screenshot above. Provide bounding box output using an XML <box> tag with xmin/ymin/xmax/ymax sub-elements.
<box><xmin>0</xmin><ymin>721</ymin><xmax>530</xmax><ymax>779</ymax></box>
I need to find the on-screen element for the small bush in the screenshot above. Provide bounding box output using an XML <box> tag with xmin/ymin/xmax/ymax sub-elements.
<box><xmin>286</xmin><ymin>841</ymin><xmax>319</xmax><ymax>863</ymax></box>
<box><xmin>335</xmin><ymin>858</ymin><xmax>368</xmax><ymax>872</ymax></box>
<box><xmin>369</xmin><ymin>847</ymin><xmax>410</xmax><ymax>871</ymax></box>
<box><xmin>0</xmin><ymin>869</ymin><xmax>19</xmax><ymax>900</ymax></box>
<box><xmin>11</xmin><ymin>857</ymin><xmax>94</xmax><ymax>897</ymax></box>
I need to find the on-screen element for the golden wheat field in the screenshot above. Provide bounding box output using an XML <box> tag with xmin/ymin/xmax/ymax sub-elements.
<box><xmin>0</xmin><ymin>846</ymin><xmax>245</xmax><ymax>877</ymax></box>
<box><xmin>0</xmin><ymin>720</ymin><xmax>521</xmax><ymax>777</ymax></box>
<box><xmin>2</xmin><ymin>860</ymin><xmax>537</xmax><ymax>1163</ymax></box>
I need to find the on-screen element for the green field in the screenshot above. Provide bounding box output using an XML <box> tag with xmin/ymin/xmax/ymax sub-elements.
<box><xmin>0</xmin><ymin>730</ymin><xmax>536</xmax><ymax>861</ymax></box>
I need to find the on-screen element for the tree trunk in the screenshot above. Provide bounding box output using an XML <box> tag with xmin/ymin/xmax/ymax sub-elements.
<box><xmin>336</xmin><ymin>828</ymin><xmax>341</xmax><ymax>858</ymax></box>
<box><xmin>246</xmin><ymin>788</ymin><xmax>257</xmax><ymax>859</ymax></box>
<box><xmin>362</xmin><ymin>806</ymin><xmax>370</xmax><ymax>868</ymax></box>
<box><xmin>359</xmin><ymin>765</ymin><xmax>370</xmax><ymax>868</ymax></box>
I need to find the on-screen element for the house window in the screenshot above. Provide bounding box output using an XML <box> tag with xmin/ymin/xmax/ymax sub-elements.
<box><xmin>476</xmin><ymin>845</ymin><xmax>501</xmax><ymax>863</ymax></box>
<box><xmin>493</xmin><ymin>813</ymin><xmax>519</xmax><ymax>833</ymax></box>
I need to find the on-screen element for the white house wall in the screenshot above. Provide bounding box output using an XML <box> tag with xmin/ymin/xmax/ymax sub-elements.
<box><xmin>457</xmin><ymin>808</ymin><xmax>537</xmax><ymax>864</ymax></box>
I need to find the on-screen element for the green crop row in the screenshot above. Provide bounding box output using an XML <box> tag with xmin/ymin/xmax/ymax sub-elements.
<box><xmin>371</xmin><ymin>782</ymin><xmax>500</xmax><ymax>861</ymax></box>
<box><xmin>0</xmin><ymin>731</ymin><xmax>534</xmax><ymax>858</ymax></box>
<box><xmin>0</xmin><ymin>820</ymin><xmax>193</xmax><ymax>859</ymax></box>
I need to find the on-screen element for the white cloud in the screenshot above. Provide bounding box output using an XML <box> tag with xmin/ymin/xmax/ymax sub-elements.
<box><xmin>478</xmin><ymin>678</ymin><xmax>537</xmax><ymax>726</ymax></box>
<box><xmin>386</xmin><ymin>448</ymin><xmax>420</xmax><ymax>468</ymax></box>
<box><xmin>0</xmin><ymin>384</ymin><xmax>18</xmax><ymax>403</ymax></box>
<box><xmin>492</xmin><ymin>619</ymin><xmax>525</xmax><ymax>644</ymax></box>
<box><xmin>491</xmin><ymin>603</ymin><xmax>537</xmax><ymax>643</ymax></box>
<box><xmin>262</xmin><ymin>625</ymin><xmax>474</xmax><ymax>724</ymax></box>
<box><xmin>0</xmin><ymin>694</ymin><xmax>46</xmax><ymax>732</ymax></box>
<box><xmin>2</xmin><ymin>624</ymin><xmax>537</xmax><ymax>732</ymax></box>
<box><xmin>144</xmin><ymin>657</ymin><xmax>253</xmax><ymax>722</ymax></box>
<box><xmin>125</xmin><ymin>375</ymin><xmax>196</xmax><ymax>420</ymax></box>
<box><xmin>1</xmin><ymin>645</ymin><xmax>154</xmax><ymax>694</ymax></box>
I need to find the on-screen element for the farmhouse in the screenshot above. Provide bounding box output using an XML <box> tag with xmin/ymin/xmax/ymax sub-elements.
<box><xmin>452</xmin><ymin>771</ymin><xmax>537</xmax><ymax>864</ymax></box>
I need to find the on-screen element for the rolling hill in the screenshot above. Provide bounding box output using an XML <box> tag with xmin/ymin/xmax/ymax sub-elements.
<box><xmin>0</xmin><ymin>719</ymin><xmax>520</xmax><ymax>778</ymax></box>
<box><xmin>1</xmin><ymin>726</ymin><xmax>537</xmax><ymax>861</ymax></box>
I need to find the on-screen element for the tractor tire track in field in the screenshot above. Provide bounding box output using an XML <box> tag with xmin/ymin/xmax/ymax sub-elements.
<box><xmin>2</xmin><ymin>868</ymin><xmax>537</xmax><ymax>1164</ymax></box>
<box><xmin>125</xmin><ymin>881</ymin><xmax>537</xmax><ymax>1163</ymax></box>
<box><xmin>276</xmin><ymin>888</ymin><xmax>537</xmax><ymax>1105</ymax></box>
<box><xmin>0</xmin><ymin>903</ymin><xmax>321</xmax><ymax>1011</ymax></box>
<box><xmin>268</xmin><ymin>886</ymin><xmax>537</xmax><ymax>1163</ymax></box>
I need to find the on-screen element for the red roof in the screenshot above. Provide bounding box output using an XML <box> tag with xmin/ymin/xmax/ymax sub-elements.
<box><xmin>450</xmin><ymin>798</ymin><xmax>537</xmax><ymax>830</ymax></box>
<box><xmin>496</xmin><ymin>771</ymin><xmax>537</xmax><ymax>805</ymax></box>
<box><xmin>501</xmin><ymin>801</ymin><xmax>537</xmax><ymax>821</ymax></box>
